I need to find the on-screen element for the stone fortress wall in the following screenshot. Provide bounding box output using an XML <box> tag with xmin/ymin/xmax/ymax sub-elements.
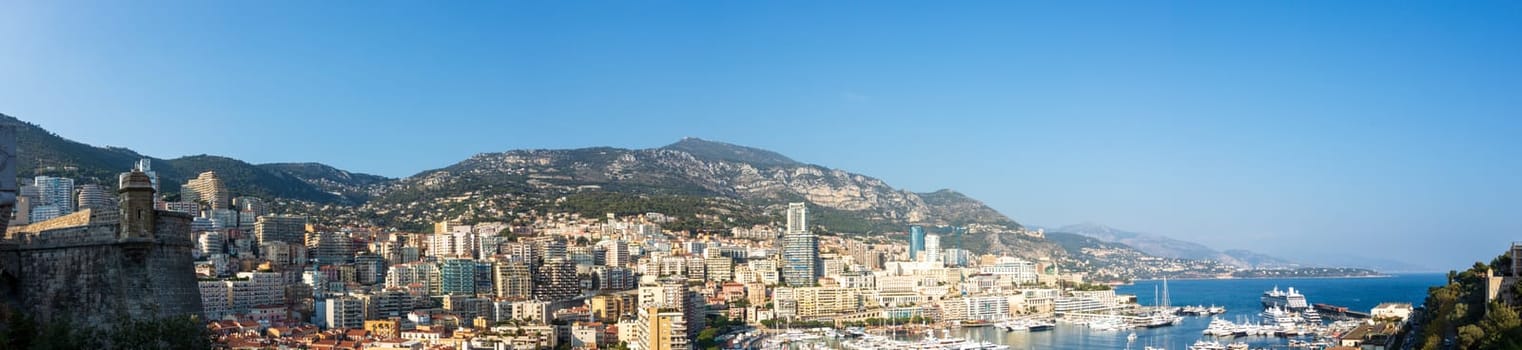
<box><xmin>0</xmin><ymin>183</ymin><xmax>204</xmax><ymax>329</ymax></box>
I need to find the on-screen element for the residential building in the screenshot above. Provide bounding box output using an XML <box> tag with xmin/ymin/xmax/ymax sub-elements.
<box><xmin>75</xmin><ymin>184</ymin><xmax>113</xmax><ymax>212</ymax></box>
<box><xmin>439</xmin><ymin>258</ymin><xmax>479</xmax><ymax>295</ymax></box>
<box><xmin>183</xmin><ymin>171</ymin><xmax>230</xmax><ymax>209</ymax></box>
<box><xmin>494</xmin><ymin>261</ymin><xmax>534</xmax><ymax>300</ymax></box>
<box><xmin>255</xmin><ymin>215</ymin><xmax>307</xmax><ymax>246</ymax></box>
<box><xmin>534</xmin><ymin>258</ymin><xmax>579</xmax><ymax>301</ymax></box>
<box><xmin>323</xmin><ymin>296</ymin><xmax>365</xmax><ymax>330</ymax></box>
<box><xmin>306</xmin><ymin>231</ymin><xmax>353</xmax><ymax>265</ymax></box>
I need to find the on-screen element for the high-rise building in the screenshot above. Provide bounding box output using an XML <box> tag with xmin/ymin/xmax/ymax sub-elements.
<box><xmin>197</xmin><ymin>231</ymin><xmax>226</xmax><ymax>256</ymax></box>
<box><xmin>705</xmin><ymin>257</ymin><xmax>734</xmax><ymax>282</ymax></box>
<box><xmin>75</xmin><ymin>184</ymin><xmax>113</xmax><ymax>212</ymax></box>
<box><xmin>306</xmin><ymin>231</ymin><xmax>354</xmax><ymax>265</ymax></box>
<box><xmin>133</xmin><ymin>158</ymin><xmax>159</xmax><ymax>192</ymax></box>
<box><xmin>255</xmin><ymin>215</ymin><xmax>307</xmax><ymax>246</ymax></box>
<box><xmin>603</xmin><ymin>239</ymin><xmax>630</xmax><ymax>267</ymax></box>
<box><xmin>358</xmin><ymin>289</ymin><xmax>412</xmax><ymax>320</ymax></box>
<box><xmin>429</xmin><ymin>232</ymin><xmax>475</xmax><ymax>258</ymax></box>
<box><xmin>781</xmin><ymin>202</ymin><xmax>821</xmax><ymax>287</ymax></box>
<box><xmin>385</xmin><ymin>262</ymin><xmax>440</xmax><ymax>294</ymax></box>
<box><xmin>184</xmin><ymin>171</ymin><xmax>230</xmax><ymax>210</ymax></box>
<box><xmin>233</xmin><ymin>196</ymin><xmax>267</xmax><ymax>217</ymax></box>
<box><xmin>924</xmin><ymin>234</ymin><xmax>942</xmax><ymax>265</ymax></box>
<box><xmin>634</xmin><ymin>276</ymin><xmax>705</xmax><ymax>344</ymax></box>
<box><xmin>34</xmin><ymin>176</ymin><xmax>74</xmax><ymax>218</ymax></box>
<box><xmin>208</xmin><ymin>209</ymin><xmax>238</xmax><ymax>230</ymax></box>
<box><xmin>533</xmin><ymin>258</ymin><xmax>579</xmax><ymax>301</ymax></box>
<box><xmin>527</xmin><ymin>235</ymin><xmax>568</xmax><ymax>261</ymax></box>
<box><xmin>786</xmin><ymin>202</ymin><xmax>808</xmax><ymax>234</ymax></box>
<box><xmin>439</xmin><ymin>258</ymin><xmax>478</xmax><ymax>295</ymax></box>
<box><xmin>474</xmin><ymin>260</ymin><xmax>495</xmax><ymax>296</ymax></box>
<box><xmin>493</xmin><ymin>261</ymin><xmax>534</xmax><ymax>300</ymax></box>
<box><xmin>633</xmin><ymin>306</ymin><xmax>690</xmax><ymax>350</ymax></box>
<box><xmin>322</xmin><ymin>295</ymin><xmax>365</xmax><ymax>330</ymax></box>
<box><xmin>593</xmin><ymin>266</ymin><xmax>636</xmax><ymax>291</ymax></box>
<box><xmin>29</xmin><ymin>204</ymin><xmax>62</xmax><ymax>224</ymax></box>
<box><xmin>909</xmin><ymin>225</ymin><xmax>926</xmax><ymax>260</ymax></box>
<box><xmin>354</xmin><ymin>253</ymin><xmax>387</xmax><ymax>285</ymax></box>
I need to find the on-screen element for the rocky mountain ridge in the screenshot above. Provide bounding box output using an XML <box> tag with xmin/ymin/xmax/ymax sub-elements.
<box><xmin>374</xmin><ymin>139</ymin><xmax>1020</xmax><ymax>228</ymax></box>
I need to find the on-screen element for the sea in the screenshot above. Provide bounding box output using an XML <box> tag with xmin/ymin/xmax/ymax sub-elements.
<box><xmin>937</xmin><ymin>273</ymin><xmax>1447</xmax><ymax>350</ymax></box>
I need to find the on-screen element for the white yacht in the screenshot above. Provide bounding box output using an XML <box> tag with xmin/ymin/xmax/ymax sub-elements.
<box><xmin>1188</xmin><ymin>339</ymin><xmax>1226</xmax><ymax>350</ymax></box>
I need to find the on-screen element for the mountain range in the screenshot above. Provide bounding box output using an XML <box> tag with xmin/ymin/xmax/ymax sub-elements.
<box><xmin>8</xmin><ymin>113</ymin><xmax>1395</xmax><ymax>273</ymax></box>
<box><xmin>9</xmin><ymin>114</ymin><xmax>1070</xmax><ymax>261</ymax></box>
<box><xmin>13</xmin><ymin>115</ymin><xmax>389</xmax><ymax>204</ymax></box>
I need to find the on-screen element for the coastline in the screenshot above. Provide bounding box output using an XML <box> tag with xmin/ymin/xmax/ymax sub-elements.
<box><xmin>1129</xmin><ymin>274</ymin><xmax>1399</xmax><ymax>282</ymax></box>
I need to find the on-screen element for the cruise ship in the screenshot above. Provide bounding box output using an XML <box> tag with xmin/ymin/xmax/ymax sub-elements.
<box><xmin>1261</xmin><ymin>286</ymin><xmax>1311</xmax><ymax>310</ymax></box>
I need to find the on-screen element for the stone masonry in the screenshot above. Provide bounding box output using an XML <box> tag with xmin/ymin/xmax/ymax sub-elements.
<box><xmin>0</xmin><ymin>169</ymin><xmax>203</xmax><ymax>329</ymax></box>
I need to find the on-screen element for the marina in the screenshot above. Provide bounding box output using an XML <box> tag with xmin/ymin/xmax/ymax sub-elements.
<box><xmin>739</xmin><ymin>274</ymin><xmax>1440</xmax><ymax>350</ymax></box>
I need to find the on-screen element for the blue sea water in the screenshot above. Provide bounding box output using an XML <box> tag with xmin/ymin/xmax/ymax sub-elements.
<box><xmin>945</xmin><ymin>273</ymin><xmax>1446</xmax><ymax>350</ymax></box>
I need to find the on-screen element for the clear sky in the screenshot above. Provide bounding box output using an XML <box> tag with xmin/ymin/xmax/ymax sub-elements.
<box><xmin>3</xmin><ymin>1</ymin><xmax>1520</xmax><ymax>271</ymax></box>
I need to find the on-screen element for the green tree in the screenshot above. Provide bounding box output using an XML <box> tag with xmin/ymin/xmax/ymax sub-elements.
<box><xmin>1458</xmin><ymin>325</ymin><xmax>1484</xmax><ymax>349</ymax></box>
<box><xmin>696</xmin><ymin>328</ymin><xmax>720</xmax><ymax>349</ymax></box>
<box><xmin>1480</xmin><ymin>302</ymin><xmax>1522</xmax><ymax>349</ymax></box>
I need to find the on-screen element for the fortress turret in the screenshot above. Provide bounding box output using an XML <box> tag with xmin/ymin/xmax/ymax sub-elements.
<box><xmin>118</xmin><ymin>170</ymin><xmax>156</xmax><ymax>240</ymax></box>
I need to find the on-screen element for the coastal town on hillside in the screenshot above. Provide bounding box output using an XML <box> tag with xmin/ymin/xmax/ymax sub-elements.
<box><xmin>4</xmin><ymin>155</ymin><xmax>1421</xmax><ymax>350</ymax></box>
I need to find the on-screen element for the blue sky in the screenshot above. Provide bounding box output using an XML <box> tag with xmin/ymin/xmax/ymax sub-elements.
<box><xmin>4</xmin><ymin>1</ymin><xmax>1520</xmax><ymax>271</ymax></box>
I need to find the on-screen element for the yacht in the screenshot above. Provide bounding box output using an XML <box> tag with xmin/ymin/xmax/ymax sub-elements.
<box><xmin>1301</xmin><ymin>307</ymin><xmax>1323</xmax><ymax>324</ymax></box>
<box><xmin>1087</xmin><ymin>317</ymin><xmax>1131</xmax><ymax>331</ymax></box>
<box><xmin>1140</xmin><ymin>312</ymin><xmax>1184</xmax><ymax>328</ymax></box>
<box><xmin>1188</xmin><ymin>340</ymin><xmax>1227</xmax><ymax>350</ymax></box>
<box><xmin>842</xmin><ymin>333</ymin><xmax>1010</xmax><ymax>350</ymax></box>
<box><xmin>1202</xmin><ymin>318</ymin><xmax>1236</xmax><ymax>337</ymax></box>
<box><xmin>1260</xmin><ymin>306</ymin><xmax>1303</xmax><ymax>326</ymax></box>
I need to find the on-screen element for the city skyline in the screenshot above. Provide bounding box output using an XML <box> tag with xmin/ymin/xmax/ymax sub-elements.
<box><xmin>6</xmin><ymin>2</ymin><xmax>1521</xmax><ymax>272</ymax></box>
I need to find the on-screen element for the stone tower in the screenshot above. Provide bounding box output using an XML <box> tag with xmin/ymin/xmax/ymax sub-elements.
<box><xmin>118</xmin><ymin>170</ymin><xmax>157</xmax><ymax>240</ymax></box>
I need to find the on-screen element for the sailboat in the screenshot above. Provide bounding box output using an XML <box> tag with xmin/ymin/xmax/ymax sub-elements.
<box><xmin>1142</xmin><ymin>277</ymin><xmax>1183</xmax><ymax>328</ymax></box>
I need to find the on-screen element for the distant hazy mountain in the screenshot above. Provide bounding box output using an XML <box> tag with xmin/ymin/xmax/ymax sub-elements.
<box><xmin>1285</xmin><ymin>254</ymin><xmax>1432</xmax><ymax>273</ymax></box>
<box><xmin>1222</xmin><ymin>249</ymin><xmax>1298</xmax><ymax>269</ymax></box>
<box><xmin>1055</xmin><ymin>222</ymin><xmax>1299</xmax><ymax>269</ymax></box>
